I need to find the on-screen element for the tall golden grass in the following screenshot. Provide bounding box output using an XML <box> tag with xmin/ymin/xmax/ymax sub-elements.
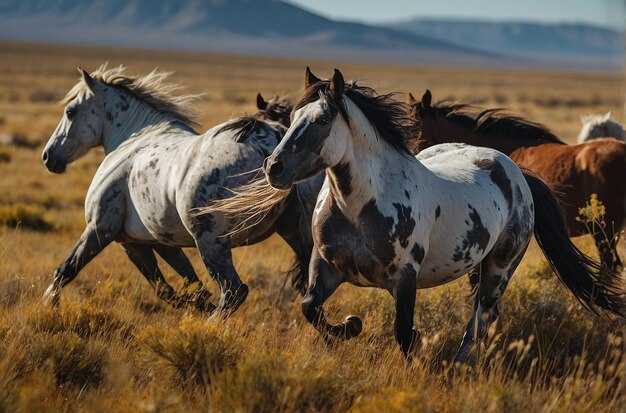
<box><xmin>0</xmin><ymin>41</ymin><xmax>625</xmax><ymax>412</ymax></box>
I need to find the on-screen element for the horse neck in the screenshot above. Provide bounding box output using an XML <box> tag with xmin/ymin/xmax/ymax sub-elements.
<box><xmin>100</xmin><ymin>91</ymin><xmax>187</xmax><ymax>154</ymax></box>
<box><xmin>609</xmin><ymin>121</ymin><xmax>626</xmax><ymax>140</ymax></box>
<box><xmin>328</xmin><ymin>99</ymin><xmax>421</xmax><ymax>221</ymax></box>
<box><xmin>434</xmin><ymin>115</ymin><xmax>545</xmax><ymax>156</ymax></box>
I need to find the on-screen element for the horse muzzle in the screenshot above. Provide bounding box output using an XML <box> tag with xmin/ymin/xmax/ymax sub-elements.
<box><xmin>263</xmin><ymin>156</ymin><xmax>295</xmax><ymax>190</ymax></box>
<box><xmin>42</xmin><ymin>150</ymin><xmax>67</xmax><ymax>174</ymax></box>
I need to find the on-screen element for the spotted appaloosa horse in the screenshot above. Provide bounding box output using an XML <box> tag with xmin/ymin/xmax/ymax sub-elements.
<box><xmin>254</xmin><ymin>68</ymin><xmax>625</xmax><ymax>362</ymax></box>
<box><xmin>577</xmin><ymin>112</ymin><xmax>625</xmax><ymax>143</ymax></box>
<box><xmin>410</xmin><ymin>90</ymin><xmax>626</xmax><ymax>272</ymax></box>
<box><xmin>42</xmin><ymin>65</ymin><xmax>317</xmax><ymax>313</ymax></box>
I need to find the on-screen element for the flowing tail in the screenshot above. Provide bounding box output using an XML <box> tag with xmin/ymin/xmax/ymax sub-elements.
<box><xmin>524</xmin><ymin>172</ymin><xmax>626</xmax><ymax>317</ymax></box>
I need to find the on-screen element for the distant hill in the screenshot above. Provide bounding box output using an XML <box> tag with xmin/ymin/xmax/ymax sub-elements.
<box><xmin>0</xmin><ymin>0</ymin><xmax>492</xmax><ymax>65</ymax></box>
<box><xmin>391</xmin><ymin>18</ymin><xmax>624</xmax><ymax>61</ymax></box>
<box><xmin>0</xmin><ymin>0</ymin><xmax>622</xmax><ymax>70</ymax></box>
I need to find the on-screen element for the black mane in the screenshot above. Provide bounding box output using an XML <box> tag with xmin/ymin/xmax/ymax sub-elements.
<box><xmin>216</xmin><ymin>116</ymin><xmax>272</xmax><ymax>142</ymax></box>
<box><xmin>294</xmin><ymin>80</ymin><xmax>419</xmax><ymax>155</ymax></box>
<box><xmin>429</xmin><ymin>101</ymin><xmax>563</xmax><ymax>144</ymax></box>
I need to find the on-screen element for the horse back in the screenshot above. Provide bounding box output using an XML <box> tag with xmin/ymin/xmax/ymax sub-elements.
<box><xmin>510</xmin><ymin>140</ymin><xmax>626</xmax><ymax>234</ymax></box>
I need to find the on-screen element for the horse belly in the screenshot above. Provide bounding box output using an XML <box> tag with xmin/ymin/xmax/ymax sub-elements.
<box><xmin>416</xmin><ymin>191</ymin><xmax>508</xmax><ymax>288</ymax></box>
<box><xmin>416</xmin><ymin>220</ymin><xmax>494</xmax><ymax>288</ymax></box>
<box><xmin>123</xmin><ymin>198</ymin><xmax>195</xmax><ymax>246</ymax></box>
<box><xmin>416</xmin><ymin>254</ymin><xmax>478</xmax><ymax>289</ymax></box>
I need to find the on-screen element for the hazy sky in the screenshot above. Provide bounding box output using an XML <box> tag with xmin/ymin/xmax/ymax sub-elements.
<box><xmin>287</xmin><ymin>0</ymin><xmax>625</xmax><ymax>30</ymax></box>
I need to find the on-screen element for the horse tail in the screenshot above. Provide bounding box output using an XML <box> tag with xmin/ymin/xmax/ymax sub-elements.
<box><xmin>192</xmin><ymin>169</ymin><xmax>291</xmax><ymax>236</ymax></box>
<box><xmin>524</xmin><ymin>171</ymin><xmax>626</xmax><ymax>317</ymax></box>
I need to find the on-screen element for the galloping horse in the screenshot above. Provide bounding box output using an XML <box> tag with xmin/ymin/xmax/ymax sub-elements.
<box><xmin>215</xmin><ymin>68</ymin><xmax>626</xmax><ymax>362</ymax></box>
<box><xmin>411</xmin><ymin>90</ymin><xmax>626</xmax><ymax>272</ymax></box>
<box><xmin>577</xmin><ymin>112</ymin><xmax>625</xmax><ymax>143</ymax></box>
<box><xmin>42</xmin><ymin>65</ymin><xmax>317</xmax><ymax>312</ymax></box>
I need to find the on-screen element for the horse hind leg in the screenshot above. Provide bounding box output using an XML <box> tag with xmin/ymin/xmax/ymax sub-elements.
<box><xmin>121</xmin><ymin>243</ymin><xmax>184</xmax><ymax>309</ymax></box>
<box><xmin>455</xmin><ymin>235</ymin><xmax>530</xmax><ymax>366</ymax></box>
<box><xmin>193</xmin><ymin>233</ymin><xmax>248</xmax><ymax>314</ymax></box>
<box><xmin>153</xmin><ymin>245</ymin><xmax>215</xmax><ymax>313</ymax></box>
<box><xmin>43</xmin><ymin>224</ymin><xmax>116</xmax><ymax>306</ymax></box>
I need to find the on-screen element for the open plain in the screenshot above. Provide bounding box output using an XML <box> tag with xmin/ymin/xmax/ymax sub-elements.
<box><xmin>0</xmin><ymin>41</ymin><xmax>625</xmax><ymax>412</ymax></box>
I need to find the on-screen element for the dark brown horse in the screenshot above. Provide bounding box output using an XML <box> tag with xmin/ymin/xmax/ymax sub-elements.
<box><xmin>410</xmin><ymin>90</ymin><xmax>626</xmax><ymax>271</ymax></box>
<box><xmin>255</xmin><ymin>93</ymin><xmax>293</xmax><ymax>127</ymax></box>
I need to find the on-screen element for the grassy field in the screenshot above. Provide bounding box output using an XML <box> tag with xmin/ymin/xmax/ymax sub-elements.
<box><xmin>0</xmin><ymin>40</ymin><xmax>625</xmax><ymax>412</ymax></box>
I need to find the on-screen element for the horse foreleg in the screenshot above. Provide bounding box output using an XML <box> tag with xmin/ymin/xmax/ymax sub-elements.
<box><xmin>392</xmin><ymin>264</ymin><xmax>420</xmax><ymax>359</ymax></box>
<box><xmin>121</xmin><ymin>243</ymin><xmax>185</xmax><ymax>309</ymax></box>
<box><xmin>153</xmin><ymin>245</ymin><xmax>215</xmax><ymax>312</ymax></box>
<box><xmin>301</xmin><ymin>249</ymin><xmax>362</xmax><ymax>342</ymax></box>
<box><xmin>43</xmin><ymin>224</ymin><xmax>115</xmax><ymax>306</ymax></box>
<box><xmin>194</xmin><ymin>234</ymin><xmax>248</xmax><ymax>314</ymax></box>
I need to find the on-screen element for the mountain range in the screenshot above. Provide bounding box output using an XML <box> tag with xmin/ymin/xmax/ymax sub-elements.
<box><xmin>393</xmin><ymin>18</ymin><xmax>623</xmax><ymax>58</ymax></box>
<box><xmin>0</xmin><ymin>0</ymin><xmax>622</xmax><ymax>70</ymax></box>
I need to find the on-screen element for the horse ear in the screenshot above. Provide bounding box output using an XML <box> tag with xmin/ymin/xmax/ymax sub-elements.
<box><xmin>407</xmin><ymin>93</ymin><xmax>417</xmax><ymax>104</ymax></box>
<box><xmin>422</xmin><ymin>90</ymin><xmax>432</xmax><ymax>108</ymax></box>
<box><xmin>78</xmin><ymin>67</ymin><xmax>98</xmax><ymax>94</ymax></box>
<box><xmin>330</xmin><ymin>68</ymin><xmax>345</xmax><ymax>97</ymax></box>
<box><xmin>305</xmin><ymin>66</ymin><xmax>321</xmax><ymax>88</ymax></box>
<box><xmin>604</xmin><ymin>111</ymin><xmax>612</xmax><ymax>121</ymax></box>
<box><xmin>580</xmin><ymin>114</ymin><xmax>590</xmax><ymax>124</ymax></box>
<box><xmin>256</xmin><ymin>93</ymin><xmax>267</xmax><ymax>110</ymax></box>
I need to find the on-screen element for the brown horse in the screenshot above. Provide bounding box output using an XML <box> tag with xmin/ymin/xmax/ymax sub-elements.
<box><xmin>410</xmin><ymin>90</ymin><xmax>626</xmax><ymax>272</ymax></box>
<box><xmin>255</xmin><ymin>93</ymin><xmax>293</xmax><ymax>127</ymax></box>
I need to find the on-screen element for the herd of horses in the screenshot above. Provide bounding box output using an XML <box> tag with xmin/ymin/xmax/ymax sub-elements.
<box><xmin>41</xmin><ymin>64</ymin><xmax>626</xmax><ymax>364</ymax></box>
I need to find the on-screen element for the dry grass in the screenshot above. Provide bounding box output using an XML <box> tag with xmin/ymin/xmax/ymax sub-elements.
<box><xmin>0</xmin><ymin>40</ymin><xmax>625</xmax><ymax>412</ymax></box>
<box><xmin>0</xmin><ymin>204</ymin><xmax>54</xmax><ymax>231</ymax></box>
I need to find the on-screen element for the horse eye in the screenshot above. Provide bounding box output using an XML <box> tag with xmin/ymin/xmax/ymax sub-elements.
<box><xmin>65</xmin><ymin>107</ymin><xmax>77</xmax><ymax>119</ymax></box>
<box><xmin>319</xmin><ymin>116</ymin><xmax>329</xmax><ymax>125</ymax></box>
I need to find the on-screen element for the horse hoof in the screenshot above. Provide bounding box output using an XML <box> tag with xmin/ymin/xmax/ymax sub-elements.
<box><xmin>192</xmin><ymin>289</ymin><xmax>217</xmax><ymax>313</ymax></box>
<box><xmin>412</xmin><ymin>328</ymin><xmax>421</xmax><ymax>345</ymax></box>
<box><xmin>220</xmin><ymin>284</ymin><xmax>249</xmax><ymax>315</ymax></box>
<box><xmin>454</xmin><ymin>346</ymin><xmax>478</xmax><ymax>368</ymax></box>
<box><xmin>43</xmin><ymin>286</ymin><xmax>59</xmax><ymax>307</ymax></box>
<box><xmin>344</xmin><ymin>315</ymin><xmax>362</xmax><ymax>339</ymax></box>
<box><xmin>402</xmin><ymin>328</ymin><xmax>421</xmax><ymax>359</ymax></box>
<box><xmin>232</xmin><ymin>284</ymin><xmax>249</xmax><ymax>309</ymax></box>
<box><xmin>195</xmin><ymin>299</ymin><xmax>217</xmax><ymax>313</ymax></box>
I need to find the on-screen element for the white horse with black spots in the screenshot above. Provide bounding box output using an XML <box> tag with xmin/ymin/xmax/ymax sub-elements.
<box><xmin>42</xmin><ymin>65</ymin><xmax>319</xmax><ymax>313</ymax></box>
<box><xmin>253</xmin><ymin>68</ymin><xmax>626</xmax><ymax>363</ymax></box>
<box><xmin>578</xmin><ymin>112</ymin><xmax>626</xmax><ymax>143</ymax></box>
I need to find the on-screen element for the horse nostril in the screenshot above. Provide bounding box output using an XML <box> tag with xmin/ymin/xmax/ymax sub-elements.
<box><xmin>268</xmin><ymin>160</ymin><xmax>284</xmax><ymax>177</ymax></box>
<box><xmin>42</xmin><ymin>151</ymin><xmax>48</xmax><ymax>162</ymax></box>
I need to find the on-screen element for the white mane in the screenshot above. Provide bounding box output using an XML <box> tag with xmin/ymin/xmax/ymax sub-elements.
<box><xmin>62</xmin><ymin>63</ymin><xmax>201</xmax><ymax>128</ymax></box>
<box><xmin>577</xmin><ymin>112</ymin><xmax>625</xmax><ymax>143</ymax></box>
